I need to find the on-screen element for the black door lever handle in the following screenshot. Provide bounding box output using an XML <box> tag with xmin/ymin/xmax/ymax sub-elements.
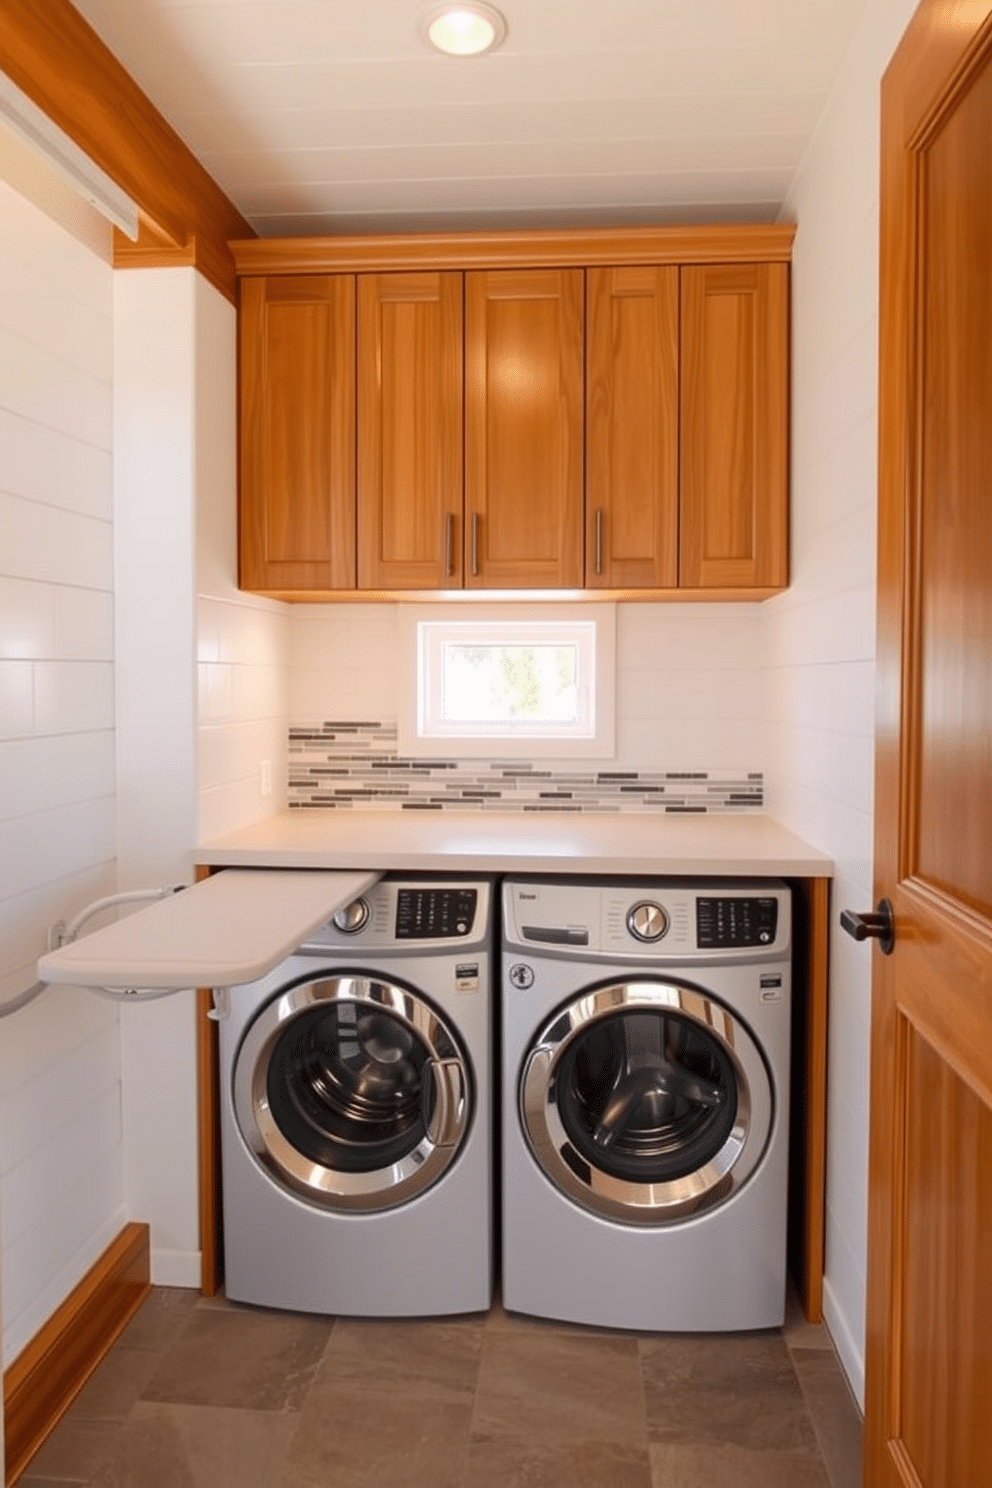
<box><xmin>840</xmin><ymin>899</ymin><xmax>895</xmax><ymax>955</ymax></box>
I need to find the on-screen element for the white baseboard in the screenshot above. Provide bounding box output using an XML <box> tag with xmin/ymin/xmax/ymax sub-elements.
<box><xmin>821</xmin><ymin>1275</ymin><xmax>865</xmax><ymax>1411</ymax></box>
<box><xmin>150</xmin><ymin>1248</ymin><xmax>202</xmax><ymax>1288</ymax></box>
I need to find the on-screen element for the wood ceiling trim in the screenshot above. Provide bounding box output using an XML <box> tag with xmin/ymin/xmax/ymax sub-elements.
<box><xmin>0</xmin><ymin>0</ymin><xmax>254</xmax><ymax>301</ymax></box>
<box><xmin>231</xmin><ymin>223</ymin><xmax>797</xmax><ymax>277</ymax></box>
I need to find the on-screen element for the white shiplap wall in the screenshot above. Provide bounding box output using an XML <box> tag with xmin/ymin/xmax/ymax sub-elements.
<box><xmin>0</xmin><ymin>177</ymin><xmax>125</xmax><ymax>1366</ymax></box>
<box><xmin>765</xmin><ymin>0</ymin><xmax>920</xmax><ymax>1406</ymax></box>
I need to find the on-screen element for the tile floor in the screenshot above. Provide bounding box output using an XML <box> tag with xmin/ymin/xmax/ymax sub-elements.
<box><xmin>20</xmin><ymin>1286</ymin><xmax>862</xmax><ymax>1488</ymax></box>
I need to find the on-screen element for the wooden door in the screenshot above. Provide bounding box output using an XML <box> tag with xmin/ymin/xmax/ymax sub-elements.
<box><xmin>357</xmin><ymin>271</ymin><xmax>463</xmax><ymax>589</ymax></box>
<box><xmin>865</xmin><ymin>3</ymin><xmax>992</xmax><ymax>1484</ymax></box>
<box><xmin>585</xmin><ymin>266</ymin><xmax>679</xmax><ymax>589</ymax></box>
<box><xmin>239</xmin><ymin>275</ymin><xmax>356</xmax><ymax>591</ymax></box>
<box><xmin>464</xmin><ymin>268</ymin><xmax>584</xmax><ymax>589</ymax></box>
<box><xmin>679</xmin><ymin>262</ymin><xmax>789</xmax><ymax>591</ymax></box>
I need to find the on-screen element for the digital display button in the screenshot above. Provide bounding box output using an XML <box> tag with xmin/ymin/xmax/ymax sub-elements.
<box><xmin>395</xmin><ymin>888</ymin><xmax>478</xmax><ymax>939</ymax></box>
<box><xmin>696</xmin><ymin>896</ymin><xmax>779</xmax><ymax>949</ymax></box>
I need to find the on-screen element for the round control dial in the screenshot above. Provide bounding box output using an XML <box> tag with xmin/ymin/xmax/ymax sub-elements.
<box><xmin>332</xmin><ymin>897</ymin><xmax>370</xmax><ymax>934</ymax></box>
<box><xmin>626</xmin><ymin>900</ymin><xmax>669</xmax><ymax>943</ymax></box>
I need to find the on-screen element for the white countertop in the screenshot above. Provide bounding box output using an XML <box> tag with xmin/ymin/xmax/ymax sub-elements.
<box><xmin>195</xmin><ymin>810</ymin><xmax>832</xmax><ymax>879</ymax></box>
<box><xmin>37</xmin><ymin>816</ymin><xmax>829</xmax><ymax>994</ymax></box>
<box><xmin>37</xmin><ymin>868</ymin><xmax>381</xmax><ymax>990</ymax></box>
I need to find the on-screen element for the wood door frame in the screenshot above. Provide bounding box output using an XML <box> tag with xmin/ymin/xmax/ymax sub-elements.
<box><xmin>866</xmin><ymin>0</ymin><xmax>992</xmax><ymax>1479</ymax></box>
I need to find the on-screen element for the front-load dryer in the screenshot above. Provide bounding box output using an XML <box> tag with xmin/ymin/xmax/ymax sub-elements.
<box><xmin>218</xmin><ymin>875</ymin><xmax>493</xmax><ymax>1316</ymax></box>
<box><xmin>501</xmin><ymin>876</ymin><xmax>792</xmax><ymax>1331</ymax></box>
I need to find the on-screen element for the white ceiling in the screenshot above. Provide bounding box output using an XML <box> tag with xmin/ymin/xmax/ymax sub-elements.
<box><xmin>70</xmin><ymin>0</ymin><xmax>871</xmax><ymax>237</ymax></box>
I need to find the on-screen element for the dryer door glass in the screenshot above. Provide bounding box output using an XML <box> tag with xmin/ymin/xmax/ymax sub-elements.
<box><xmin>556</xmin><ymin>1009</ymin><xmax>739</xmax><ymax>1184</ymax></box>
<box><xmin>520</xmin><ymin>979</ymin><xmax>773</xmax><ymax>1225</ymax></box>
<box><xmin>234</xmin><ymin>974</ymin><xmax>471</xmax><ymax>1212</ymax></box>
<box><xmin>267</xmin><ymin>1001</ymin><xmax>434</xmax><ymax>1173</ymax></box>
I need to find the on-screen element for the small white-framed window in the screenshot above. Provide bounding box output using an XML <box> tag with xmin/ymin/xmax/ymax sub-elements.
<box><xmin>397</xmin><ymin>604</ymin><xmax>616</xmax><ymax>759</ymax></box>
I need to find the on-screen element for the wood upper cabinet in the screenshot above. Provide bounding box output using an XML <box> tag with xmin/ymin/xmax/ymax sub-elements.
<box><xmin>234</xmin><ymin>226</ymin><xmax>793</xmax><ymax>598</ymax></box>
<box><xmin>679</xmin><ymin>262</ymin><xmax>789</xmax><ymax>591</ymax></box>
<box><xmin>239</xmin><ymin>274</ymin><xmax>356</xmax><ymax>591</ymax></box>
<box><xmin>465</xmin><ymin>269</ymin><xmax>585</xmax><ymax>589</ymax></box>
<box><xmin>585</xmin><ymin>265</ymin><xmax>679</xmax><ymax>589</ymax></box>
<box><xmin>357</xmin><ymin>272</ymin><xmax>463</xmax><ymax>589</ymax></box>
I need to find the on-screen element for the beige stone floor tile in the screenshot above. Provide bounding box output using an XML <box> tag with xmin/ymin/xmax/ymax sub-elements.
<box><xmin>115</xmin><ymin>1287</ymin><xmax>199</xmax><ymax>1355</ymax></box>
<box><xmin>16</xmin><ymin>1479</ymin><xmax>87</xmax><ymax>1487</ymax></box>
<box><xmin>650</xmin><ymin>1442</ymin><xmax>831</xmax><ymax>1487</ymax></box>
<box><xmin>22</xmin><ymin>1417</ymin><xmax>120</xmax><ymax>1483</ymax></box>
<box><xmin>792</xmin><ymin>1347</ymin><xmax>864</xmax><ymax>1488</ymax></box>
<box><xmin>64</xmin><ymin>1344</ymin><xmax>162</xmax><ymax>1424</ymax></box>
<box><xmin>17</xmin><ymin>1284</ymin><xmax>860</xmax><ymax>1488</ymax></box>
<box><xmin>140</xmin><ymin>1305</ymin><xmax>332</xmax><ymax>1411</ymax></box>
<box><xmin>473</xmin><ymin>1325</ymin><xmax>648</xmax><ymax>1447</ymax></box>
<box><xmin>490</xmin><ymin>1295</ymin><xmax>647</xmax><ymax>1342</ymax></box>
<box><xmin>467</xmin><ymin>1432</ymin><xmax>653</xmax><ymax>1488</ymax></box>
<box><xmin>282</xmin><ymin>1382</ymin><xmax>474</xmax><ymax>1488</ymax></box>
<box><xmin>783</xmin><ymin>1284</ymin><xmax>832</xmax><ymax>1352</ymax></box>
<box><xmin>86</xmin><ymin>1402</ymin><xmax>297</xmax><ymax>1488</ymax></box>
<box><xmin>640</xmin><ymin>1330</ymin><xmax>819</xmax><ymax>1454</ymax></box>
<box><xmin>314</xmin><ymin>1313</ymin><xmax>484</xmax><ymax>1400</ymax></box>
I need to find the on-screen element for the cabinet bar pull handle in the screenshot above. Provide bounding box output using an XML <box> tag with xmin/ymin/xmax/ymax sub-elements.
<box><xmin>595</xmin><ymin>509</ymin><xmax>604</xmax><ymax>575</ymax></box>
<box><xmin>445</xmin><ymin>513</ymin><xmax>454</xmax><ymax>577</ymax></box>
<box><xmin>471</xmin><ymin>513</ymin><xmax>480</xmax><ymax>577</ymax></box>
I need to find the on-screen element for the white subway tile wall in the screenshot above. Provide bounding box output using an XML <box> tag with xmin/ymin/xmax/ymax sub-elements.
<box><xmin>764</xmin><ymin>0</ymin><xmax>921</xmax><ymax>1407</ymax></box>
<box><xmin>0</xmin><ymin>179</ymin><xmax>124</xmax><ymax>1366</ymax></box>
<box><xmin>196</xmin><ymin>595</ymin><xmax>290</xmax><ymax>841</ymax></box>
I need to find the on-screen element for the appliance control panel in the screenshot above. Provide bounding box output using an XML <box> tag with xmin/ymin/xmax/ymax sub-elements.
<box><xmin>301</xmin><ymin>878</ymin><xmax>491</xmax><ymax>953</ymax></box>
<box><xmin>696</xmin><ymin>896</ymin><xmax>778</xmax><ymax>948</ymax></box>
<box><xmin>503</xmin><ymin>878</ymin><xmax>790</xmax><ymax>960</ymax></box>
<box><xmin>395</xmin><ymin>887</ymin><xmax>477</xmax><ymax>939</ymax></box>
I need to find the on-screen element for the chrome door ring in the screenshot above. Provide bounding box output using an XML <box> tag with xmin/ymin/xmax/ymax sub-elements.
<box><xmin>234</xmin><ymin>973</ymin><xmax>471</xmax><ymax>1212</ymax></box>
<box><xmin>520</xmin><ymin>978</ymin><xmax>773</xmax><ymax>1225</ymax></box>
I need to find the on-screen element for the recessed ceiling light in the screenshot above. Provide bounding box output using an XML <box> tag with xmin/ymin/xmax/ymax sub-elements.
<box><xmin>420</xmin><ymin>3</ymin><xmax>508</xmax><ymax>57</ymax></box>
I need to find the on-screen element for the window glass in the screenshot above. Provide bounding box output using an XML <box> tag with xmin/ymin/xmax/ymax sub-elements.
<box><xmin>398</xmin><ymin>604</ymin><xmax>615</xmax><ymax>759</ymax></box>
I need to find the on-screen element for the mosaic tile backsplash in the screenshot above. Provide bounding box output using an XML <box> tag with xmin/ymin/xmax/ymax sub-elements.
<box><xmin>289</xmin><ymin>721</ymin><xmax>763</xmax><ymax>814</ymax></box>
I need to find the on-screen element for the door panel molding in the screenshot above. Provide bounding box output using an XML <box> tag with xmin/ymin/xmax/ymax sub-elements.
<box><xmin>867</xmin><ymin>3</ymin><xmax>992</xmax><ymax>1483</ymax></box>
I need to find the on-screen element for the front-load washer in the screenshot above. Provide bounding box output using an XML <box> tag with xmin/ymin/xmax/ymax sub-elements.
<box><xmin>501</xmin><ymin>876</ymin><xmax>792</xmax><ymax>1331</ymax></box>
<box><xmin>218</xmin><ymin>874</ymin><xmax>494</xmax><ymax>1316</ymax></box>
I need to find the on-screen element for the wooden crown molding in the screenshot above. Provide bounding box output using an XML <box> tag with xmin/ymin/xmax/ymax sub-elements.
<box><xmin>0</xmin><ymin>0</ymin><xmax>254</xmax><ymax>301</ymax></box>
<box><xmin>231</xmin><ymin>222</ymin><xmax>797</xmax><ymax>277</ymax></box>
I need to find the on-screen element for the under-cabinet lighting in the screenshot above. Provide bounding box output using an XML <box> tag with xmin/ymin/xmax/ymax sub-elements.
<box><xmin>0</xmin><ymin>69</ymin><xmax>139</xmax><ymax>238</ymax></box>
<box><xmin>420</xmin><ymin>3</ymin><xmax>508</xmax><ymax>56</ymax></box>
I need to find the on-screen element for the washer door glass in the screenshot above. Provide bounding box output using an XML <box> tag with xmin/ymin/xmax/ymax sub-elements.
<box><xmin>234</xmin><ymin>974</ymin><xmax>471</xmax><ymax>1212</ymax></box>
<box><xmin>520</xmin><ymin>980</ymin><xmax>772</xmax><ymax>1224</ymax></box>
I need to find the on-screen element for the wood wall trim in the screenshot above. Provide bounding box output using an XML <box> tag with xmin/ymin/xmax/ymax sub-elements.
<box><xmin>0</xmin><ymin>0</ymin><xmax>254</xmax><ymax>301</ymax></box>
<box><xmin>237</xmin><ymin>585</ymin><xmax>787</xmax><ymax>604</ymax></box>
<box><xmin>195</xmin><ymin>864</ymin><xmax>223</xmax><ymax>1297</ymax></box>
<box><xmin>2</xmin><ymin>1222</ymin><xmax>151</xmax><ymax>1486</ymax></box>
<box><xmin>231</xmin><ymin>223</ymin><xmax>797</xmax><ymax>278</ymax></box>
<box><xmin>794</xmin><ymin>876</ymin><xmax>829</xmax><ymax>1324</ymax></box>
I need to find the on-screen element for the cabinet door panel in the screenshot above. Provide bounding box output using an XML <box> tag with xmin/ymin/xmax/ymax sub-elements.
<box><xmin>465</xmin><ymin>269</ymin><xmax>584</xmax><ymax>589</ymax></box>
<box><xmin>357</xmin><ymin>272</ymin><xmax>463</xmax><ymax>589</ymax></box>
<box><xmin>679</xmin><ymin>263</ymin><xmax>789</xmax><ymax>590</ymax></box>
<box><xmin>586</xmin><ymin>266</ymin><xmax>679</xmax><ymax>588</ymax></box>
<box><xmin>240</xmin><ymin>275</ymin><xmax>356</xmax><ymax>591</ymax></box>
